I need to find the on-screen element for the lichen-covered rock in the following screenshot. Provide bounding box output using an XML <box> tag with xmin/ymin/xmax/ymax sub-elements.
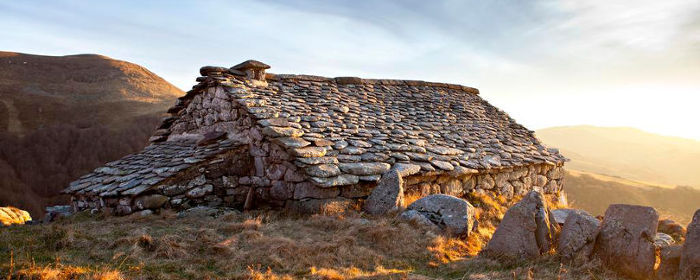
<box><xmin>292</xmin><ymin>146</ymin><xmax>327</xmax><ymax>158</ymax></box>
<box><xmin>593</xmin><ymin>204</ymin><xmax>658</xmax><ymax>280</ymax></box>
<box><xmin>398</xmin><ymin>209</ymin><xmax>440</xmax><ymax>232</ymax></box>
<box><xmin>261</xmin><ymin>126</ymin><xmax>303</xmax><ymax>137</ymax></box>
<box><xmin>393</xmin><ymin>163</ymin><xmax>421</xmax><ymax>177</ymax></box>
<box><xmin>338</xmin><ymin>162</ymin><xmax>391</xmax><ymax>176</ymax></box>
<box><xmin>186</xmin><ymin>184</ymin><xmax>214</xmax><ymax>198</ymax></box>
<box><xmin>404</xmin><ymin>194</ymin><xmax>475</xmax><ymax>237</ymax></box>
<box><xmin>551</xmin><ymin>208</ymin><xmax>582</xmax><ymax>225</ymax></box>
<box><xmin>557</xmin><ymin>210</ymin><xmax>600</xmax><ymax>263</ymax></box>
<box><xmin>480</xmin><ymin>190</ymin><xmax>555</xmax><ymax>260</ymax></box>
<box><xmin>679</xmin><ymin>209</ymin><xmax>700</xmax><ymax>280</ymax></box>
<box><xmin>310</xmin><ymin>174</ymin><xmax>359</xmax><ymax>187</ymax></box>
<box><xmin>364</xmin><ymin>170</ymin><xmax>403</xmax><ymax>215</ymax></box>
<box><xmin>305</xmin><ymin>164</ymin><xmax>341</xmax><ymax>178</ymax></box>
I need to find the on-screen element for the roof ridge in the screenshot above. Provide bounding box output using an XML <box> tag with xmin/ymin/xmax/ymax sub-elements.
<box><xmin>266</xmin><ymin>73</ymin><xmax>479</xmax><ymax>94</ymax></box>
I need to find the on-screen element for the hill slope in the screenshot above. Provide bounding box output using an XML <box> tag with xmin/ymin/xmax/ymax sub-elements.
<box><xmin>0</xmin><ymin>51</ymin><xmax>182</xmax><ymax>135</ymax></box>
<box><xmin>536</xmin><ymin>125</ymin><xmax>700</xmax><ymax>188</ymax></box>
<box><xmin>0</xmin><ymin>51</ymin><xmax>183</xmax><ymax>217</ymax></box>
<box><xmin>565</xmin><ymin>171</ymin><xmax>699</xmax><ymax>224</ymax></box>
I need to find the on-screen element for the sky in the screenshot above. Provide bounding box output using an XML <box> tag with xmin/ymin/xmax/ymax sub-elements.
<box><xmin>1</xmin><ymin>0</ymin><xmax>699</xmax><ymax>140</ymax></box>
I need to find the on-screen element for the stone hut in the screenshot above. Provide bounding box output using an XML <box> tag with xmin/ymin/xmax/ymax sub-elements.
<box><xmin>63</xmin><ymin>60</ymin><xmax>567</xmax><ymax>215</ymax></box>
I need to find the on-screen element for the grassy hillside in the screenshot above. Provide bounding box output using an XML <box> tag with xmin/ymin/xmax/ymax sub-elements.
<box><xmin>0</xmin><ymin>51</ymin><xmax>183</xmax><ymax>217</ymax></box>
<box><xmin>0</xmin><ymin>199</ymin><xmax>624</xmax><ymax>280</ymax></box>
<box><xmin>536</xmin><ymin>125</ymin><xmax>700</xmax><ymax>189</ymax></box>
<box><xmin>565</xmin><ymin>171</ymin><xmax>699</xmax><ymax>224</ymax></box>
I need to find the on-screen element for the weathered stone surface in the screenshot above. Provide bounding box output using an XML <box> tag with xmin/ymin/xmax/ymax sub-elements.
<box><xmin>558</xmin><ymin>210</ymin><xmax>600</xmax><ymax>263</ymax></box>
<box><xmin>296</xmin><ymin>156</ymin><xmax>339</xmax><ymax>165</ymax></box>
<box><xmin>657</xmin><ymin>245</ymin><xmax>682</xmax><ymax>280</ymax></box>
<box><xmin>430</xmin><ymin>160</ymin><xmax>454</xmax><ymax>171</ymax></box>
<box><xmin>292</xmin><ymin>146</ymin><xmax>327</xmax><ymax>158</ymax></box>
<box><xmin>162</xmin><ymin>184</ymin><xmax>188</xmax><ymax>196</ymax></box>
<box><xmin>186</xmin><ymin>184</ymin><xmax>214</xmax><ymax>198</ymax></box>
<box><xmin>551</xmin><ymin>208</ymin><xmax>582</xmax><ymax>225</ymax></box>
<box><xmin>310</xmin><ymin>174</ymin><xmax>359</xmax><ymax>187</ymax></box>
<box><xmin>262</xmin><ymin>126</ymin><xmax>304</xmax><ymax>137</ymax></box>
<box><xmin>270</xmin><ymin>181</ymin><xmax>293</xmax><ymax>200</ymax></box>
<box><xmin>679</xmin><ymin>209</ymin><xmax>700</xmax><ymax>280</ymax></box>
<box><xmin>535</xmin><ymin>175</ymin><xmax>548</xmax><ymax>187</ymax></box>
<box><xmin>338</xmin><ymin>162</ymin><xmax>391</xmax><ymax>176</ymax></box>
<box><xmin>593</xmin><ymin>204</ymin><xmax>658</xmax><ymax>279</ymax></box>
<box><xmin>481</xmin><ymin>190</ymin><xmax>555</xmax><ymax>260</ymax></box>
<box><xmin>478</xmin><ymin>174</ymin><xmax>495</xmax><ymax>190</ymax></box>
<box><xmin>393</xmin><ymin>163</ymin><xmax>421</xmax><ymax>177</ymax></box>
<box><xmin>134</xmin><ymin>194</ymin><xmax>169</xmax><ymax>210</ymax></box>
<box><xmin>257</xmin><ymin>118</ymin><xmax>290</xmax><ymax>127</ymax></box>
<box><xmin>441</xmin><ymin>179</ymin><xmax>463</xmax><ymax>196</ymax></box>
<box><xmin>294</xmin><ymin>182</ymin><xmax>339</xmax><ymax>199</ymax></box>
<box><xmin>405</xmin><ymin>194</ymin><xmax>475</xmax><ymax>237</ymax></box>
<box><xmin>398</xmin><ymin>209</ymin><xmax>440</xmax><ymax>232</ymax></box>
<box><xmin>347</xmin><ymin>139</ymin><xmax>372</xmax><ymax>148</ymax></box>
<box><xmin>358</xmin><ymin>175</ymin><xmax>381</xmax><ymax>182</ymax></box>
<box><xmin>305</xmin><ymin>164</ymin><xmax>341</xmax><ymax>178</ymax></box>
<box><xmin>364</xmin><ymin>170</ymin><xmax>403</xmax><ymax>215</ymax></box>
<box><xmin>426</xmin><ymin>146</ymin><xmax>463</xmax><ymax>155</ymax></box>
<box><xmin>273</xmin><ymin>137</ymin><xmax>310</xmax><ymax>148</ymax></box>
<box><xmin>340</xmin><ymin>184</ymin><xmax>372</xmax><ymax>198</ymax></box>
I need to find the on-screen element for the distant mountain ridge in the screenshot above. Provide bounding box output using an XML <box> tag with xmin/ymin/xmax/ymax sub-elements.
<box><xmin>0</xmin><ymin>51</ymin><xmax>182</xmax><ymax>135</ymax></box>
<box><xmin>0</xmin><ymin>51</ymin><xmax>183</xmax><ymax>217</ymax></box>
<box><xmin>536</xmin><ymin>125</ymin><xmax>700</xmax><ymax>188</ymax></box>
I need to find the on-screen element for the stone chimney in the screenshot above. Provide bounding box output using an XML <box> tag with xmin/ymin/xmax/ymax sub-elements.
<box><xmin>231</xmin><ymin>60</ymin><xmax>270</xmax><ymax>81</ymax></box>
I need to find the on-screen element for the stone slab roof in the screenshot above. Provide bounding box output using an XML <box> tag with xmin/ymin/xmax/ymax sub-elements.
<box><xmin>64</xmin><ymin>139</ymin><xmax>241</xmax><ymax>196</ymax></box>
<box><xmin>156</xmin><ymin>63</ymin><xmax>566</xmax><ymax>187</ymax></box>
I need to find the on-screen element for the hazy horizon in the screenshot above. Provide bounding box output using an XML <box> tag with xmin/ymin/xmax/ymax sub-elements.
<box><xmin>2</xmin><ymin>0</ymin><xmax>699</xmax><ymax>140</ymax></box>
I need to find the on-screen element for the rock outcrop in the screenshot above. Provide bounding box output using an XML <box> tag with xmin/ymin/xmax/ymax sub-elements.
<box><xmin>593</xmin><ymin>204</ymin><xmax>658</xmax><ymax>279</ymax></box>
<box><xmin>557</xmin><ymin>209</ymin><xmax>600</xmax><ymax>264</ymax></box>
<box><xmin>401</xmin><ymin>194</ymin><xmax>475</xmax><ymax>237</ymax></box>
<box><xmin>679</xmin><ymin>209</ymin><xmax>700</xmax><ymax>280</ymax></box>
<box><xmin>480</xmin><ymin>190</ymin><xmax>556</xmax><ymax>260</ymax></box>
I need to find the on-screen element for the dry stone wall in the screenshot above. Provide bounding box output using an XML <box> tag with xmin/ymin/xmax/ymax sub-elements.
<box><xmin>403</xmin><ymin>164</ymin><xmax>565</xmax><ymax>200</ymax></box>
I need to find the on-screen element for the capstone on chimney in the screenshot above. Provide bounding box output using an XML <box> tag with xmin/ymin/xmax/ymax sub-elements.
<box><xmin>231</xmin><ymin>60</ymin><xmax>270</xmax><ymax>81</ymax></box>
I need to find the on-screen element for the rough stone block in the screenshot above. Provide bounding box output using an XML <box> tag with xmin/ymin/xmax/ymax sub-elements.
<box><xmin>594</xmin><ymin>204</ymin><xmax>658</xmax><ymax>279</ymax></box>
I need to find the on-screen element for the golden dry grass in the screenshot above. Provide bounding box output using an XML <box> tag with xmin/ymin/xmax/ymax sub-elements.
<box><xmin>1</xmin><ymin>197</ymin><xmax>626</xmax><ymax>280</ymax></box>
